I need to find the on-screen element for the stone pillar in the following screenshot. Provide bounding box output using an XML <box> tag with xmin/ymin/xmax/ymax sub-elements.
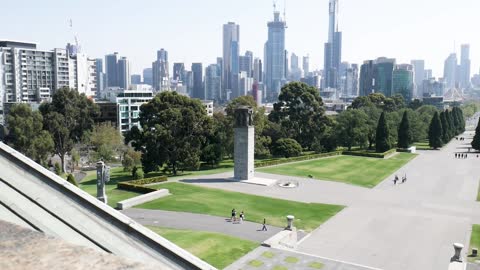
<box><xmin>234</xmin><ymin>126</ymin><xmax>255</xmax><ymax>180</ymax></box>
<box><xmin>96</xmin><ymin>161</ymin><xmax>107</xmax><ymax>204</ymax></box>
<box><xmin>286</xmin><ymin>215</ymin><xmax>295</xmax><ymax>231</ymax></box>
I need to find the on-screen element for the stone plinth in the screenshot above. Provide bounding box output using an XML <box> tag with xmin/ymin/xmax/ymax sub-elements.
<box><xmin>234</xmin><ymin>126</ymin><xmax>255</xmax><ymax>180</ymax></box>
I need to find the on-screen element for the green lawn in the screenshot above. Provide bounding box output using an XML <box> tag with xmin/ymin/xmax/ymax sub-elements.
<box><xmin>413</xmin><ymin>141</ymin><xmax>431</xmax><ymax>150</ymax></box>
<box><xmin>147</xmin><ymin>226</ymin><xmax>257</xmax><ymax>269</ymax></box>
<box><xmin>139</xmin><ymin>183</ymin><xmax>344</xmax><ymax>231</ymax></box>
<box><xmin>258</xmin><ymin>153</ymin><xmax>416</xmax><ymax>188</ymax></box>
<box><xmin>469</xmin><ymin>225</ymin><xmax>480</xmax><ymax>262</ymax></box>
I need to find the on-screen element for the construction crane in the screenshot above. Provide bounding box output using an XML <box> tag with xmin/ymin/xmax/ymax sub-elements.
<box><xmin>69</xmin><ymin>19</ymin><xmax>82</xmax><ymax>55</ymax></box>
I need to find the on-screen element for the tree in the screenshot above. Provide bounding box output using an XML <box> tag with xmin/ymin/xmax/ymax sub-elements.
<box><xmin>472</xmin><ymin>118</ymin><xmax>480</xmax><ymax>151</ymax></box>
<box><xmin>397</xmin><ymin>111</ymin><xmax>412</xmax><ymax>149</ymax></box>
<box><xmin>90</xmin><ymin>122</ymin><xmax>123</xmax><ymax>162</ymax></box>
<box><xmin>409</xmin><ymin>99</ymin><xmax>423</xmax><ymax>110</ymax></box>
<box><xmin>6</xmin><ymin>104</ymin><xmax>54</xmax><ymax>165</ymax></box>
<box><xmin>445</xmin><ymin>110</ymin><xmax>455</xmax><ymax>140</ymax></box>
<box><xmin>122</xmin><ymin>148</ymin><xmax>142</xmax><ymax>172</ymax></box>
<box><xmin>360</xmin><ymin>106</ymin><xmax>382</xmax><ymax>149</ymax></box>
<box><xmin>40</xmin><ymin>88</ymin><xmax>99</xmax><ymax>172</ymax></box>
<box><xmin>335</xmin><ymin>110</ymin><xmax>369</xmax><ymax>150</ymax></box>
<box><xmin>269</xmin><ymin>82</ymin><xmax>329</xmax><ymax>149</ymax></box>
<box><xmin>273</xmin><ymin>138</ymin><xmax>302</xmax><ymax>158</ymax></box>
<box><xmin>125</xmin><ymin>91</ymin><xmax>211</xmax><ymax>175</ymax></box>
<box><xmin>375</xmin><ymin>112</ymin><xmax>392</xmax><ymax>153</ymax></box>
<box><xmin>66</xmin><ymin>174</ymin><xmax>78</xmax><ymax>187</ymax></box>
<box><xmin>416</xmin><ymin>105</ymin><xmax>439</xmax><ymax>141</ymax></box>
<box><xmin>428</xmin><ymin>111</ymin><xmax>443</xmax><ymax>149</ymax></box>
<box><xmin>439</xmin><ymin>111</ymin><xmax>450</xmax><ymax>143</ymax></box>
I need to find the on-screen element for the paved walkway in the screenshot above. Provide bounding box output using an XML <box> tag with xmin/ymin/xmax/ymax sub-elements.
<box><xmin>183</xmin><ymin>131</ymin><xmax>480</xmax><ymax>270</ymax></box>
<box><xmin>122</xmin><ymin>208</ymin><xmax>282</xmax><ymax>243</ymax></box>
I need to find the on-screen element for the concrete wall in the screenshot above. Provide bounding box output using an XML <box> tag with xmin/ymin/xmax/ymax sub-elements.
<box><xmin>117</xmin><ymin>189</ymin><xmax>170</xmax><ymax>210</ymax></box>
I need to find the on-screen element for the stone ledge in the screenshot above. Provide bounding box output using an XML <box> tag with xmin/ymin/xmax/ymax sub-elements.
<box><xmin>117</xmin><ymin>189</ymin><xmax>170</xmax><ymax>210</ymax></box>
<box><xmin>262</xmin><ymin>228</ymin><xmax>298</xmax><ymax>250</ymax></box>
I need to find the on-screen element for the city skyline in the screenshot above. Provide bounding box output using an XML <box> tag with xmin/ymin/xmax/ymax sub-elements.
<box><xmin>0</xmin><ymin>0</ymin><xmax>478</xmax><ymax>78</ymax></box>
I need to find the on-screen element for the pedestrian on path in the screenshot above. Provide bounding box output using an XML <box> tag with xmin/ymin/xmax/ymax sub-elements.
<box><xmin>231</xmin><ymin>208</ymin><xmax>236</xmax><ymax>223</ymax></box>
<box><xmin>261</xmin><ymin>218</ymin><xmax>267</xmax><ymax>231</ymax></box>
<box><xmin>239</xmin><ymin>211</ymin><xmax>245</xmax><ymax>223</ymax></box>
<box><xmin>402</xmin><ymin>174</ymin><xmax>407</xmax><ymax>184</ymax></box>
<box><xmin>455</xmin><ymin>153</ymin><xmax>458</xmax><ymax>158</ymax></box>
<box><xmin>394</xmin><ymin>175</ymin><xmax>398</xmax><ymax>185</ymax></box>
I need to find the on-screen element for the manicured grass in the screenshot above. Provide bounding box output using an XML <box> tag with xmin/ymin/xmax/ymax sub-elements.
<box><xmin>413</xmin><ymin>141</ymin><xmax>431</xmax><ymax>150</ymax></box>
<box><xmin>309</xmin><ymin>262</ymin><xmax>325</xmax><ymax>269</ymax></box>
<box><xmin>248</xmin><ymin>260</ymin><xmax>265</xmax><ymax>268</ymax></box>
<box><xmin>147</xmin><ymin>226</ymin><xmax>257</xmax><ymax>269</ymax></box>
<box><xmin>469</xmin><ymin>225</ymin><xmax>480</xmax><ymax>262</ymax></box>
<box><xmin>258</xmin><ymin>153</ymin><xmax>416</xmax><ymax>188</ymax></box>
<box><xmin>262</xmin><ymin>251</ymin><xmax>275</xmax><ymax>259</ymax></box>
<box><xmin>139</xmin><ymin>183</ymin><xmax>344</xmax><ymax>231</ymax></box>
<box><xmin>284</xmin><ymin>256</ymin><xmax>299</xmax><ymax>263</ymax></box>
<box><xmin>272</xmin><ymin>266</ymin><xmax>288</xmax><ymax>270</ymax></box>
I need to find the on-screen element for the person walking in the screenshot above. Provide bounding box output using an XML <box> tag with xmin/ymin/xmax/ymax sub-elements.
<box><xmin>261</xmin><ymin>218</ymin><xmax>267</xmax><ymax>231</ymax></box>
<box><xmin>239</xmin><ymin>211</ymin><xmax>245</xmax><ymax>223</ymax></box>
<box><xmin>231</xmin><ymin>209</ymin><xmax>236</xmax><ymax>223</ymax></box>
<box><xmin>455</xmin><ymin>153</ymin><xmax>458</xmax><ymax>158</ymax></box>
<box><xmin>394</xmin><ymin>175</ymin><xmax>399</xmax><ymax>185</ymax></box>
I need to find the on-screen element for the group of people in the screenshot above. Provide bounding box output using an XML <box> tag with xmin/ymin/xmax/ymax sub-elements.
<box><xmin>457</xmin><ymin>137</ymin><xmax>466</xmax><ymax>141</ymax></box>
<box><xmin>230</xmin><ymin>209</ymin><xmax>245</xmax><ymax>224</ymax></box>
<box><xmin>393</xmin><ymin>174</ymin><xmax>407</xmax><ymax>185</ymax></box>
<box><xmin>230</xmin><ymin>209</ymin><xmax>268</xmax><ymax>231</ymax></box>
<box><xmin>455</xmin><ymin>153</ymin><xmax>470</xmax><ymax>159</ymax></box>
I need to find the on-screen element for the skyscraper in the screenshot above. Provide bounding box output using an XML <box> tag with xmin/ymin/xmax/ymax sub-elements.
<box><xmin>131</xmin><ymin>74</ymin><xmax>142</xmax><ymax>85</ymax></box>
<box><xmin>253</xmin><ymin>58</ymin><xmax>263</xmax><ymax>83</ymax></box>
<box><xmin>289</xmin><ymin>53</ymin><xmax>302</xmax><ymax>81</ymax></box>
<box><xmin>443</xmin><ymin>53</ymin><xmax>458</xmax><ymax>89</ymax></box>
<box><xmin>205</xmin><ymin>64</ymin><xmax>222</xmax><ymax>101</ymax></box>
<box><xmin>323</xmin><ymin>0</ymin><xmax>342</xmax><ymax>89</ymax></box>
<box><xmin>173</xmin><ymin>63</ymin><xmax>185</xmax><ymax>82</ymax></box>
<box><xmin>344</xmin><ymin>64</ymin><xmax>359</xmax><ymax>97</ymax></box>
<box><xmin>411</xmin><ymin>60</ymin><xmax>425</xmax><ymax>98</ymax></box>
<box><xmin>303</xmin><ymin>55</ymin><xmax>310</xmax><ymax>76</ymax></box>
<box><xmin>239</xmin><ymin>51</ymin><xmax>253</xmax><ymax>77</ymax></box>
<box><xmin>359</xmin><ymin>60</ymin><xmax>375</xmax><ymax>96</ymax></box>
<box><xmin>143</xmin><ymin>68</ymin><xmax>153</xmax><ymax>85</ymax></box>
<box><xmin>460</xmin><ymin>44</ymin><xmax>471</xmax><ymax>89</ymax></box>
<box><xmin>192</xmin><ymin>63</ymin><xmax>204</xmax><ymax>99</ymax></box>
<box><xmin>152</xmin><ymin>49</ymin><xmax>170</xmax><ymax>91</ymax></box>
<box><xmin>105</xmin><ymin>53</ymin><xmax>119</xmax><ymax>88</ymax></box>
<box><xmin>95</xmin><ymin>59</ymin><xmax>105</xmax><ymax>94</ymax></box>
<box><xmin>373</xmin><ymin>57</ymin><xmax>396</xmax><ymax>97</ymax></box>
<box><xmin>264</xmin><ymin>8</ymin><xmax>287</xmax><ymax>101</ymax></box>
<box><xmin>117</xmin><ymin>57</ymin><xmax>130</xmax><ymax>89</ymax></box>
<box><xmin>223</xmin><ymin>22</ymin><xmax>240</xmax><ymax>101</ymax></box>
<box><xmin>392</xmin><ymin>64</ymin><xmax>414</xmax><ymax>101</ymax></box>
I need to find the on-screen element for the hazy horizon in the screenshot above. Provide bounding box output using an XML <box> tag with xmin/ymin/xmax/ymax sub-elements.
<box><xmin>1</xmin><ymin>0</ymin><xmax>478</xmax><ymax>78</ymax></box>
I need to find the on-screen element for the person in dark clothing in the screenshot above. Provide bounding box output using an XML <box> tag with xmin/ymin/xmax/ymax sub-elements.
<box><xmin>261</xmin><ymin>218</ymin><xmax>267</xmax><ymax>231</ymax></box>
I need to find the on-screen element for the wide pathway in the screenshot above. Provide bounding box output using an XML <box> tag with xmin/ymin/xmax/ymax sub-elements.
<box><xmin>183</xmin><ymin>132</ymin><xmax>480</xmax><ymax>270</ymax></box>
<box><xmin>122</xmin><ymin>208</ymin><xmax>282</xmax><ymax>243</ymax></box>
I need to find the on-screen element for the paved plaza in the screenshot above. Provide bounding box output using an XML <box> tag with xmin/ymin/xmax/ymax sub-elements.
<box><xmin>176</xmin><ymin>132</ymin><xmax>480</xmax><ymax>270</ymax></box>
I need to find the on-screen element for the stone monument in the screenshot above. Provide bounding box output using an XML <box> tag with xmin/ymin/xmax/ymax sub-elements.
<box><xmin>96</xmin><ymin>161</ymin><xmax>110</xmax><ymax>204</ymax></box>
<box><xmin>234</xmin><ymin>106</ymin><xmax>254</xmax><ymax>180</ymax></box>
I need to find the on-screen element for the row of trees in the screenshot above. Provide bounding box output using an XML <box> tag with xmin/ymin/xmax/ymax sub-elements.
<box><xmin>428</xmin><ymin>107</ymin><xmax>465</xmax><ymax>149</ymax></box>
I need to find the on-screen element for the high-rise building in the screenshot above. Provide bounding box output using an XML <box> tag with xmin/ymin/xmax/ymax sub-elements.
<box><xmin>253</xmin><ymin>58</ymin><xmax>263</xmax><ymax>83</ymax></box>
<box><xmin>423</xmin><ymin>78</ymin><xmax>446</xmax><ymax>97</ymax></box>
<box><xmin>223</xmin><ymin>22</ymin><xmax>240</xmax><ymax>101</ymax></box>
<box><xmin>323</xmin><ymin>0</ymin><xmax>342</xmax><ymax>89</ymax></box>
<box><xmin>173</xmin><ymin>63</ymin><xmax>185</xmax><ymax>82</ymax></box>
<box><xmin>239</xmin><ymin>51</ymin><xmax>253</xmax><ymax>77</ymax></box>
<box><xmin>303</xmin><ymin>55</ymin><xmax>310</xmax><ymax>76</ymax></box>
<box><xmin>411</xmin><ymin>60</ymin><xmax>425</xmax><ymax>98</ymax></box>
<box><xmin>264</xmin><ymin>8</ymin><xmax>287</xmax><ymax>101</ymax></box>
<box><xmin>143</xmin><ymin>68</ymin><xmax>153</xmax><ymax>85</ymax></box>
<box><xmin>460</xmin><ymin>44</ymin><xmax>471</xmax><ymax>89</ymax></box>
<box><xmin>424</xmin><ymin>69</ymin><xmax>433</xmax><ymax>80</ymax></box>
<box><xmin>392</xmin><ymin>64</ymin><xmax>414</xmax><ymax>101</ymax></box>
<box><xmin>205</xmin><ymin>64</ymin><xmax>222</xmax><ymax>101</ymax></box>
<box><xmin>105</xmin><ymin>53</ymin><xmax>119</xmax><ymax>88</ymax></box>
<box><xmin>374</xmin><ymin>57</ymin><xmax>396</xmax><ymax>97</ymax></box>
<box><xmin>95</xmin><ymin>59</ymin><xmax>105</xmax><ymax>95</ymax></box>
<box><xmin>359</xmin><ymin>60</ymin><xmax>375</xmax><ymax>96</ymax></box>
<box><xmin>344</xmin><ymin>64</ymin><xmax>359</xmax><ymax>97</ymax></box>
<box><xmin>117</xmin><ymin>57</ymin><xmax>130</xmax><ymax>89</ymax></box>
<box><xmin>131</xmin><ymin>74</ymin><xmax>142</xmax><ymax>85</ymax></box>
<box><xmin>152</xmin><ymin>49</ymin><xmax>170</xmax><ymax>91</ymax></box>
<box><xmin>443</xmin><ymin>53</ymin><xmax>458</xmax><ymax>89</ymax></box>
<box><xmin>191</xmin><ymin>63</ymin><xmax>204</xmax><ymax>99</ymax></box>
<box><xmin>289</xmin><ymin>53</ymin><xmax>302</xmax><ymax>82</ymax></box>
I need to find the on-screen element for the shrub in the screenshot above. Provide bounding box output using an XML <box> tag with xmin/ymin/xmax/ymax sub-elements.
<box><xmin>66</xmin><ymin>174</ymin><xmax>78</xmax><ymax>187</ymax></box>
<box><xmin>133</xmin><ymin>169</ymin><xmax>144</xmax><ymax>180</ymax></box>
<box><xmin>273</xmin><ymin>138</ymin><xmax>302</xmax><ymax>158</ymax></box>
<box><xmin>117</xmin><ymin>176</ymin><xmax>168</xmax><ymax>194</ymax></box>
<box><xmin>255</xmin><ymin>151</ymin><xmax>341</xmax><ymax>168</ymax></box>
<box><xmin>54</xmin><ymin>162</ymin><xmax>61</xmax><ymax>175</ymax></box>
<box><xmin>131</xmin><ymin>166</ymin><xmax>138</xmax><ymax>177</ymax></box>
<box><xmin>342</xmin><ymin>149</ymin><xmax>397</xmax><ymax>159</ymax></box>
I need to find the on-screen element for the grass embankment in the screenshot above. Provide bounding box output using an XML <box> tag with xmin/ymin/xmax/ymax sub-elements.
<box><xmin>147</xmin><ymin>226</ymin><xmax>257</xmax><ymax>269</ymax></box>
<box><xmin>139</xmin><ymin>183</ymin><xmax>344</xmax><ymax>231</ymax></box>
<box><xmin>258</xmin><ymin>153</ymin><xmax>416</xmax><ymax>188</ymax></box>
<box><xmin>469</xmin><ymin>225</ymin><xmax>480</xmax><ymax>263</ymax></box>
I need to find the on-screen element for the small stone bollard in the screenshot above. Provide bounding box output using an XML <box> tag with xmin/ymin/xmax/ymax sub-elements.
<box><xmin>451</xmin><ymin>243</ymin><xmax>464</xmax><ymax>262</ymax></box>
<box><xmin>286</xmin><ymin>215</ymin><xmax>295</xmax><ymax>231</ymax></box>
<box><xmin>473</xmin><ymin>248</ymin><xmax>478</xmax><ymax>257</ymax></box>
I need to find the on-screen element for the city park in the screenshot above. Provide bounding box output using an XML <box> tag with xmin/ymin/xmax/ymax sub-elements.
<box><xmin>4</xmin><ymin>83</ymin><xmax>480</xmax><ymax>270</ymax></box>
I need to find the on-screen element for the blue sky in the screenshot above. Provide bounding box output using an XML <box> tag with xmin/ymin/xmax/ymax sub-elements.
<box><xmin>1</xmin><ymin>0</ymin><xmax>478</xmax><ymax>77</ymax></box>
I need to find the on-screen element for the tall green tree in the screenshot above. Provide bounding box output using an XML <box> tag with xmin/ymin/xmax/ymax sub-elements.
<box><xmin>397</xmin><ymin>111</ymin><xmax>412</xmax><ymax>149</ymax></box>
<box><xmin>360</xmin><ymin>106</ymin><xmax>382</xmax><ymax>149</ymax></box>
<box><xmin>375</xmin><ymin>112</ymin><xmax>392</xmax><ymax>153</ymax></box>
<box><xmin>125</xmin><ymin>92</ymin><xmax>211</xmax><ymax>175</ymax></box>
<box><xmin>472</xmin><ymin>118</ymin><xmax>480</xmax><ymax>151</ymax></box>
<box><xmin>6</xmin><ymin>104</ymin><xmax>54</xmax><ymax>165</ymax></box>
<box><xmin>40</xmin><ymin>88</ymin><xmax>99</xmax><ymax>172</ymax></box>
<box><xmin>269</xmin><ymin>82</ymin><xmax>330</xmax><ymax>149</ymax></box>
<box><xmin>445</xmin><ymin>110</ymin><xmax>455</xmax><ymax>139</ymax></box>
<box><xmin>335</xmin><ymin>109</ymin><xmax>369</xmax><ymax>150</ymax></box>
<box><xmin>439</xmin><ymin>111</ymin><xmax>450</xmax><ymax>143</ymax></box>
<box><xmin>428</xmin><ymin>111</ymin><xmax>443</xmax><ymax>149</ymax></box>
<box><xmin>90</xmin><ymin>122</ymin><xmax>124</xmax><ymax>162</ymax></box>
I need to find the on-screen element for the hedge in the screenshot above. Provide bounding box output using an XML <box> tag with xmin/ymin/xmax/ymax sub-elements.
<box><xmin>117</xmin><ymin>175</ymin><xmax>168</xmax><ymax>194</ymax></box>
<box><xmin>342</xmin><ymin>148</ymin><xmax>397</xmax><ymax>159</ymax></box>
<box><xmin>255</xmin><ymin>151</ymin><xmax>342</xmax><ymax>168</ymax></box>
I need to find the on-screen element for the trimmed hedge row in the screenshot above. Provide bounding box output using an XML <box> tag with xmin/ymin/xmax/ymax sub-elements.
<box><xmin>255</xmin><ymin>151</ymin><xmax>342</xmax><ymax>168</ymax></box>
<box><xmin>117</xmin><ymin>175</ymin><xmax>168</xmax><ymax>194</ymax></box>
<box><xmin>342</xmin><ymin>148</ymin><xmax>397</xmax><ymax>159</ymax></box>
